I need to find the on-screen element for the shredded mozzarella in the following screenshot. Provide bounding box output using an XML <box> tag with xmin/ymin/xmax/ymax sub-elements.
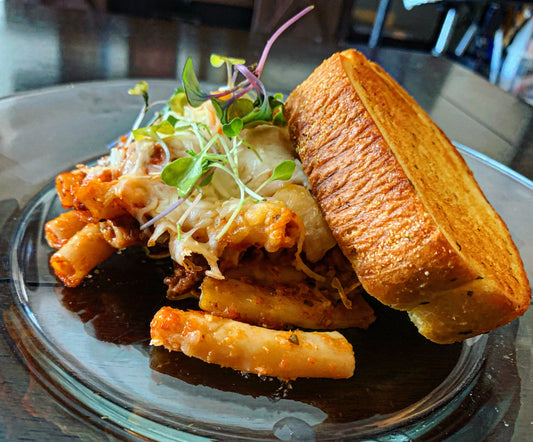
<box><xmin>105</xmin><ymin>101</ymin><xmax>335</xmax><ymax>276</ymax></box>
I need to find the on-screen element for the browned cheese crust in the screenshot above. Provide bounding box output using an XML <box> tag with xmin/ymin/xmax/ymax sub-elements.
<box><xmin>284</xmin><ymin>49</ymin><xmax>531</xmax><ymax>343</ymax></box>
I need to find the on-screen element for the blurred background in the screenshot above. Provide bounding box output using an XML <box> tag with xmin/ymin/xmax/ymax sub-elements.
<box><xmin>3</xmin><ymin>0</ymin><xmax>533</xmax><ymax>105</ymax></box>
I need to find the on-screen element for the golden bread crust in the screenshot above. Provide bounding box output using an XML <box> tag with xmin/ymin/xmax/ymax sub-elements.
<box><xmin>284</xmin><ymin>49</ymin><xmax>531</xmax><ymax>343</ymax></box>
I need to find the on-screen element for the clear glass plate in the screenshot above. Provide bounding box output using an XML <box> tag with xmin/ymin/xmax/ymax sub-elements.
<box><xmin>2</xmin><ymin>81</ymin><xmax>533</xmax><ymax>441</ymax></box>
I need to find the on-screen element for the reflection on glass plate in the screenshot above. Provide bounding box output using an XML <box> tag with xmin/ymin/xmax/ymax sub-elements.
<box><xmin>2</xmin><ymin>81</ymin><xmax>533</xmax><ymax>441</ymax></box>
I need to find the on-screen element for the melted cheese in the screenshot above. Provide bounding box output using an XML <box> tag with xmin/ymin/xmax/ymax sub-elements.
<box><xmin>106</xmin><ymin>101</ymin><xmax>335</xmax><ymax>276</ymax></box>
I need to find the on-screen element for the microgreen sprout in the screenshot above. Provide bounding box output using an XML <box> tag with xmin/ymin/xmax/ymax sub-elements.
<box><xmin>126</xmin><ymin>81</ymin><xmax>150</xmax><ymax>146</ymax></box>
<box><xmin>140</xmin><ymin>195</ymin><xmax>188</xmax><ymax>230</ymax></box>
<box><xmin>133</xmin><ymin>6</ymin><xmax>314</xmax><ymax>237</ymax></box>
<box><xmin>129</xmin><ymin>81</ymin><xmax>149</xmax><ymax>106</ymax></box>
<box><xmin>255</xmin><ymin>5</ymin><xmax>314</xmax><ymax>77</ymax></box>
<box><xmin>181</xmin><ymin>5</ymin><xmax>313</xmax><ymax>132</ymax></box>
<box><xmin>210</xmin><ymin>54</ymin><xmax>246</xmax><ymax>88</ymax></box>
<box><xmin>254</xmin><ymin>160</ymin><xmax>296</xmax><ymax>194</ymax></box>
<box><xmin>124</xmin><ymin>81</ymin><xmax>174</xmax><ymax>151</ymax></box>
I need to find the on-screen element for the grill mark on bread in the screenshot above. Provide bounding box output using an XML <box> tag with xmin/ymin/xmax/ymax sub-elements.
<box><xmin>350</xmin><ymin>56</ymin><xmax>523</xmax><ymax>302</ymax></box>
<box><xmin>287</xmin><ymin>52</ymin><xmax>476</xmax><ymax>308</ymax></box>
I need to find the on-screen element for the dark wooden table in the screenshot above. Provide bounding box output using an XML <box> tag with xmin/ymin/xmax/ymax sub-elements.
<box><xmin>1</xmin><ymin>2</ymin><xmax>532</xmax><ymax>441</ymax></box>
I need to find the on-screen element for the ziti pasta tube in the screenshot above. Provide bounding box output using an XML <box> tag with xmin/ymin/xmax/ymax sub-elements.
<box><xmin>50</xmin><ymin>223</ymin><xmax>116</xmax><ymax>287</ymax></box>
<box><xmin>150</xmin><ymin>306</ymin><xmax>355</xmax><ymax>380</ymax></box>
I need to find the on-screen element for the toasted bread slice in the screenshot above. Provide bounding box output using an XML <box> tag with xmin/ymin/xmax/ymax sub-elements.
<box><xmin>284</xmin><ymin>49</ymin><xmax>530</xmax><ymax>343</ymax></box>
